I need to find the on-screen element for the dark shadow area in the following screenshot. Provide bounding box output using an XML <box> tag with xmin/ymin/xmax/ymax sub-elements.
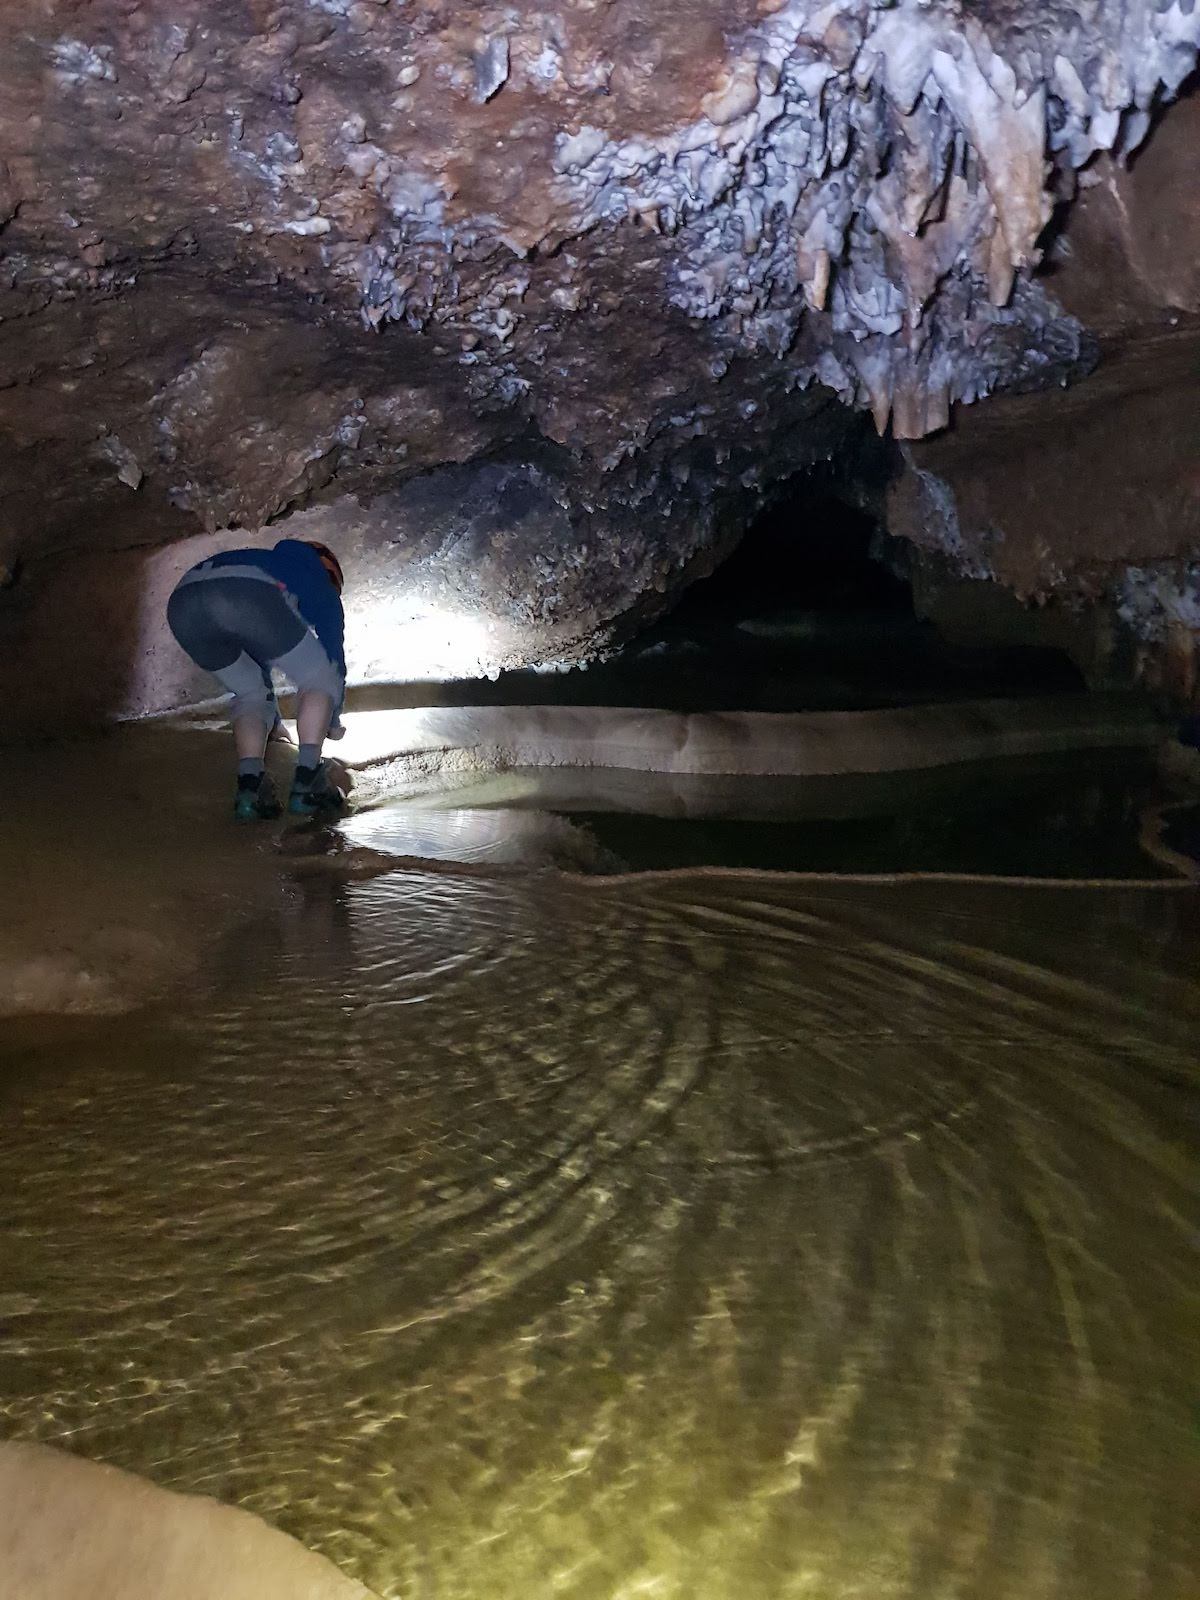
<box><xmin>1160</xmin><ymin>801</ymin><xmax>1200</xmax><ymax>869</ymax></box>
<box><xmin>1128</xmin><ymin>63</ymin><xmax>1198</xmax><ymax>174</ymax></box>
<box><xmin>0</xmin><ymin>491</ymin><xmax>206</xmax><ymax>746</ymax></box>
<box><xmin>0</xmin><ymin>544</ymin><xmax>155</xmax><ymax>745</ymax></box>
<box><xmin>571</xmin><ymin>752</ymin><xmax>1166</xmax><ymax>879</ymax></box>
<box><xmin>666</xmin><ymin>488</ymin><xmax>911</xmax><ymax>622</ymax></box>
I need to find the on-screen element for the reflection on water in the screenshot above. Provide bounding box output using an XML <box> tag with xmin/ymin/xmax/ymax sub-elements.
<box><xmin>339</xmin><ymin>751</ymin><xmax>1170</xmax><ymax>880</ymax></box>
<box><xmin>1</xmin><ymin>871</ymin><xmax>1198</xmax><ymax>1599</ymax></box>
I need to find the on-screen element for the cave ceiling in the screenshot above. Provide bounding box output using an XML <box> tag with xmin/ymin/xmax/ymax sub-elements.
<box><xmin>0</xmin><ymin>0</ymin><xmax>1197</xmax><ymax>583</ymax></box>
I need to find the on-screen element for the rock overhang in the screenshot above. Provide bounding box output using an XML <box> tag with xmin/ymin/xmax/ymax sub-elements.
<box><xmin>0</xmin><ymin>0</ymin><xmax>1198</xmax><ymax>722</ymax></box>
<box><xmin>2</xmin><ymin>1</ymin><xmax>1197</xmax><ymax>531</ymax></box>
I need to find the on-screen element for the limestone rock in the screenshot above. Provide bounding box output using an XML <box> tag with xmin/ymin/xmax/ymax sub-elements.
<box><xmin>2</xmin><ymin>1</ymin><xmax>1196</xmax><ymax>551</ymax></box>
<box><xmin>889</xmin><ymin>87</ymin><xmax>1200</xmax><ymax>696</ymax></box>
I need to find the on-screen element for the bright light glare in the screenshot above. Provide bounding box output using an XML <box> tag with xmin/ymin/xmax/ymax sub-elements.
<box><xmin>345</xmin><ymin>602</ymin><xmax>496</xmax><ymax>687</ymax></box>
<box><xmin>330</xmin><ymin>708</ymin><xmax>447</xmax><ymax>766</ymax></box>
<box><xmin>339</xmin><ymin>803</ymin><xmax>556</xmax><ymax>865</ymax></box>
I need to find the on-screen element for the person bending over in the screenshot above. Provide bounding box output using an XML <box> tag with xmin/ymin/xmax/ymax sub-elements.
<box><xmin>167</xmin><ymin>537</ymin><xmax>348</xmax><ymax>819</ymax></box>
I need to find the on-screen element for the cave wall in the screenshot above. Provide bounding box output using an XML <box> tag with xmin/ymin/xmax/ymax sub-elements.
<box><xmin>889</xmin><ymin>89</ymin><xmax>1200</xmax><ymax>703</ymax></box>
<box><xmin>2</xmin><ymin>1</ymin><xmax>1199</xmax><ymax>732</ymax></box>
<box><xmin>0</xmin><ymin>388</ymin><xmax>859</xmax><ymax>737</ymax></box>
<box><xmin>3</xmin><ymin>0</ymin><xmax>1196</xmax><ymax>552</ymax></box>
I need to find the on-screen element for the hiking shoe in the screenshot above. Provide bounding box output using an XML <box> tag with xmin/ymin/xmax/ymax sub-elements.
<box><xmin>288</xmin><ymin>760</ymin><xmax>345</xmax><ymax>816</ymax></box>
<box><xmin>233</xmin><ymin>772</ymin><xmax>282</xmax><ymax>821</ymax></box>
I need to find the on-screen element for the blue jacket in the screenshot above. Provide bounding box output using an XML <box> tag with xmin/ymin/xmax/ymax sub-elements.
<box><xmin>198</xmin><ymin>539</ymin><xmax>346</xmax><ymax>710</ymax></box>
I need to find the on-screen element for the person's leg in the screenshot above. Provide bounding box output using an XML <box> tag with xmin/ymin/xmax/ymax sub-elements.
<box><xmin>272</xmin><ymin>631</ymin><xmax>345</xmax><ymax>812</ymax></box>
<box><xmin>225</xmin><ymin>666</ymin><xmax>273</xmax><ymax>772</ymax></box>
<box><xmin>169</xmin><ymin>580</ymin><xmax>293</xmax><ymax>739</ymax></box>
<box><xmin>209</xmin><ymin>654</ymin><xmax>281</xmax><ymax>818</ymax></box>
<box><xmin>273</xmin><ymin>631</ymin><xmax>337</xmax><ymax>761</ymax></box>
<box><xmin>232</xmin><ymin>666</ymin><xmax>284</xmax><ymax>771</ymax></box>
<box><xmin>233</xmin><ymin>715</ymin><xmax>269</xmax><ymax>763</ymax></box>
<box><xmin>206</xmin><ymin>580</ymin><xmax>309</xmax><ymax>807</ymax></box>
<box><xmin>295</xmin><ymin>690</ymin><xmax>334</xmax><ymax>771</ymax></box>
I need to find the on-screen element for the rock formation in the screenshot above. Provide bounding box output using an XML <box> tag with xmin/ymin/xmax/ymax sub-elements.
<box><xmin>889</xmin><ymin>88</ymin><xmax>1200</xmax><ymax>699</ymax></box>
<box><xmin>1</xmin><ymin>1</ymin><xmax>1198</xmax><ymax>722</ymax></box>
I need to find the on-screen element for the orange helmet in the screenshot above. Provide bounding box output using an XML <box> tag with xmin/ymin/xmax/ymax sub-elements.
<box><xmin>305</xmin><ymin>540</ymin><xmax>344</xmax><ymax>594</ymax></box>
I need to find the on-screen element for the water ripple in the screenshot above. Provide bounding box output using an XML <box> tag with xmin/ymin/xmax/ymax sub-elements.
<box><xmin>0</xmin><ymin>874</ymin><xmax>1197</xmax><ymax>1599</ymax></box>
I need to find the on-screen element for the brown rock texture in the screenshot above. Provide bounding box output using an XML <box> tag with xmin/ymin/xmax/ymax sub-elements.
<box><xmin>1047</xmin><ymin>91</ymin><xmax>1200</xmax><ymax>334</ymax></box>
<box><xmin>3</xmin><ymin>2</ymin><xmax>1197</xmax><ymax>532</ymax></box>
<box><xmin>0</xmin><ymin>1441</ymin><xmax>374</xmax><ymax>1597</ymax></box>
<box><xmin>891</xmin><ymin>85</ymin><xmax>1200</xmax><ymax>695</ymax></box>
<box><xmin>0</xmin><ymin>0</ymin><xmax>1198</xmax><ymax>724</ymax></box>
<box><xmin>889</xmin><ymin>326</ymin><xmax>1200</xmax><ymax>599</ymax></box>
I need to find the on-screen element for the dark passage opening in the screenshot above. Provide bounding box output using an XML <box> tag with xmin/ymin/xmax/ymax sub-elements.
<box><xmin>602</xmin><ymin>478</ymin><xmax>1086</xmax><ymax>715</ymax></box>
<box><xmin>670</xmin><ymin>490</ymin><xmax>912</xmax><ymax>624</ymax></box>
<box><xmin>392</xmin><ymin>478</ymin><xmax>1086</xmax><ymax>717</ymax></box>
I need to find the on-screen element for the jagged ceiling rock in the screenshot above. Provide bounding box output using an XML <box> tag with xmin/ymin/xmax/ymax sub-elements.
<box><xmin>2</xmin><ymin>0</ymin><xmax>1197</xmax><ymax>571</ymax></box>
<box><xmin>889</xmin><ymin>87</ymin><xmax>1200</xmax><ymax>699</ymax></box>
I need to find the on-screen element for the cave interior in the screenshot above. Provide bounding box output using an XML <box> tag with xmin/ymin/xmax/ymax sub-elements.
<box><xmin>1</xmin><ymin>5</ymin><xmax>1200</xmax><ymax>1598</ymax></box>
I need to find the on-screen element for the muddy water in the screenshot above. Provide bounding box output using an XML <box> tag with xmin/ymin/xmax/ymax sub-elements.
<box><xmin>1</xmin><ymin>870</ymin><xmax>1197</xmax><ymax>1600</ymax></box>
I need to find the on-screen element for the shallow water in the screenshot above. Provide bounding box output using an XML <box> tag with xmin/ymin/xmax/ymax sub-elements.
<box><xmin>1</xmin><ymin>867</ymin><xmax>1197</xmax><ymax>1599</ymax></box>
<box><xmin>343</xmin><ymin>751</ymin><xmax>1170</xmax><ymax>879</ymax></box>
